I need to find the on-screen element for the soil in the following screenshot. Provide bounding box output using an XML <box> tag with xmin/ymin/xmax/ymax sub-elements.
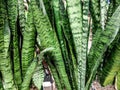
<box><xmin>90</xmin><ymin>81</ymin><xmax>116</xmax><ymax>90</ymax></box>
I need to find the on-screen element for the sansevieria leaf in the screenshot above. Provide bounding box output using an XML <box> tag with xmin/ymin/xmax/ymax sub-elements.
<box><xmin>100</xmin><ymin>42</ymin><xmax>120</xmax><ymax>86</ymax></box>
<box><xmin>0</xmin><ymin>0</ymin><xmax>17</xmax><ymax>89</ymax></box>
<box><xmin>32</xmin><ymin>63</ymin><xmax>44</xmax><ymax>90</ymax></box>
<box><xmin>117</xmin><ymin>70</ymin><xmax>120</xmax><ymax>90</ymax></box>
<box><xmin>21</xmin><ymin>57</ymin><xmax>38</xmax><ymax>90</ymax></box>
<box><xmin>86</xmin><ymin>5</ymin><xmax>120</xmax><ymax>90</ymax></box>
<box><xmin>66</xmin><ymin>0</ymin><xmax>83</xmax><ymax>89</ymax></box>
<box><xmin>99</xmin><ymin>36</ymin><xmax>120</xmax><ymax>89</ymax></box>
<box><xmin>21</xmin><ymin>1</ymin><xmax>36</xmax><ymax>77</ymax></box>
<box><xmin>6</xmin><ymin>0</ymin><xmax>22</xmax><ymax>86</ymax></box>
<box><xmin>30</xmin><ymin>0</ymin><xmax>71</xmax><ymax>89</ymax></box>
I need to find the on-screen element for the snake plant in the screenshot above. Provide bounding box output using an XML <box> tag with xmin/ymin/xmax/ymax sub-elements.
<box><xmin>100</xmin><ymin>0</ymin><xmax>108</xmax><ymax>30</ymax></box>
<box><xmin>21</xmin><ymin>57</ymin><xmax>38</xmax><ymax>90</ymax></box>
<box><xmin>86</xmin><ymin>5</ymin><xmax>120</xmax><ymax>90</ymax></box>
<box><xmin>6</xmin><ymin>0</ymin><xmax>22</xmax><ymax>86</ymax></box>
<box><xmin>21</xmin><ymin>0</ymin><xmax>36</xmax><ymax>77</ymax></box>
<box><xmin>0</xmin><ymin>0</ymin><xmax>120</xmax><ymax>90</ymax></box>
<box><xmin>89</xmin><ymin>0</ymin><xmax>101</xmax><ymax>35</ymax></box>
<box><xmin>117</xmin><ymin>70</ymin><xmax>120</xmax><ymax>90</ymax></box>
<box><xmin>52</xmin><ymin>0</ymin><xmax>76</xmax><ymax>89</ymax></box>
<box><xmin>18</xmin><ymin>0</ymin><xmax>27</xmax><ymax>35</ymax></box>
<box><xmin>100</xmin><ymin>41</ymin><xmax>120</xmax><ymax>86</ymax></box>
<box><xmin>0</xmin><ymin>0</ymin><xmax>17</xmax><ymax>89</ymax></box>
<box><xmin>30</xmin><ymin>0</ymin><xmax>71</xmax><ymax>89</ymax></box>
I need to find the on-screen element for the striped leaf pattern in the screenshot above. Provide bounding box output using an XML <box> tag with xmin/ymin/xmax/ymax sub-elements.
<box><xmin>106</xmin><ymin>0</ymin><xmax>116</xmax><ymax>22</ymax></box>
<box><xmin>32</xmin><ymin>64</ymin><xmax>44</xmax><ymax>90</ymax></box>
<box><xmin>21</xmin><ymin>57</ymin><xmax>38</xmax><ymax>90</ymax></box>
<box><xmin>21</xmin><ymin>2</ymin><xmax>36</xmax><ymax>77</ymax></box>
<box><xmin>0</xmin><ymin>0</ymin><xmax>17</xmax><ymax>89</ymax></box>
<box><xmin>89</xmin><ymin>0</ymin><xmax>101</xmax><ymax>35</ymax></box>
<box><xmin>86</xmin><ymin>5</ymin><xmax>120</xmax><ymax>90</ymax></box>
<box><xmin>100</xmin><ymin>43</ymin><xmax>120</xmax><ymax>86</ymax></box>
<box><xmin>0</xmin><ymin>0</ymin><xmax>120</xmax><ymax>90</ymax></box>
<box><xmin>100</xmin><ymin>0</ymin><xmax>108</xmax><ymax>30</ymax></box>
<box><xmin>6</xmin><ymin>0</ymin><xmax>22</xmax><ymax>86</ymax></box>
<box><xmin>18</xmin><ymin>0</ymin><xmax>26</xmax><ymax>33</ymax></box>
<box><xmin>59</xmin><ymin>0</ymin><xmax>74</xmax><ymax>47</ymax></box>
<box><xmin>66</xmin><ymin>0</ymin><xmax>85</xmax><ymax>90</ymax></box>
<box><xmin>59</xmin><ymin>1</ymin><xmax>78</xmax><ymax>89</ymax></box>
<box><xmin>30</xmin><ymin>0</ymin><xmax>71</xmax><ymax>89</ymax></box>
<box><xmin>52</xmin><ymin>0</ymin><xmax>75</xmax><ymax>89</ymax></box>
<box><xmin>32</xmin><ymin>53</ymin><xmax>44</xmax><ymax>90</ymax></box>
<box><xmin>47</xmin><ymin>60</ymin><xmax>62</xmax><ymax>90</ymax></box>
<box><xmin>81</xmin><ymin>0</ymin><xmax>89</xmax><ymax>89</ymax></box>
<box><xmin>43</xmin><ymin>0</ymin><xmax>53</xmax><ymax>23</ymax></box>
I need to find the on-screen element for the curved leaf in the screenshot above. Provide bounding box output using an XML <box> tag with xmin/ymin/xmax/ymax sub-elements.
<box><xmin>6</xmin><ymin>0</ymin><xmax>22</xmax><ymax>86</ymax></box>
<box><xmin>86</xmin><ymin>5</ymin><xmax>120</xmax><ymax>90</ymax></box>
<box><xmin>0</xmin><ymin>0</ymin><xmax>17</xmax><ymax>89</ymax></box>
<box><xmin>100</xmin><ymin>43</ymin><xmax>120</xmax><ymax>86</ymax></box>
<box><xmin>30</xmin><ymin>0</ymin><xmax>71</xmax><ymax>89</ymax></box>
<box><xmin>21</xmin><ymin>57</ymin><xmax>38</xmax><ymax>90</ymax></box>
<box><xmin>21</xmin><ymin>2</ymin><xmax>36</xmax><ymax>77</ymax></box>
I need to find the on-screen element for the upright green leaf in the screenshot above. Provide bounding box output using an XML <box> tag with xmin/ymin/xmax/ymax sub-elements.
<box><xmin>81</xmin><ymin>0</ymin><xmax>89</xmax><ymax>89</ymax></box>
<box><xmin>43</xmin><ymin>0</ymin><xmax>53</xmax><ymax>24</ymax></box>
<box><xmin>21</xmin><ymin>57</ymin><xmax>38</xmax><ymax>90</ymax></box>
<box><xmin>100</xmin><ymin>0</ymin><xmax>108</xmax><ymax>30</ymax></box>
<box><xmin>6</xmin><ymin>0</ymin><xmax>22</xmax><ymax>86</ymax></box>
<box><xmin>106</xmin><ymin>0</ymin><xmax>119</xmax><ymax>22</ymax></box>
<box><xmin>21</xmin><ymin>2</ymin><xmax>36</xmax><ymax>77</ymax></box>
<box><xmin>0</xmin><ymin>0</ymin><xmax>17</xmax><ymax>89</ymax></box>
<box><xmin>59</xmin><ymin>0</ymin><xmax>74</xmax><ymax>48</ymax></box>
<box><xmin>31</xmin><ymin>0</ymin><xmax>71</xmax><ymax>89</ymax></box>
<box><xmin>52</xmin><ymin>0</ymin><xmax>76</xmax><ymax>89</ymax></box>
<box><xmin>117</xmin><ymin>71</ymin><xmax>120</xmax><ymax>90</ymax></box>
<box><xmin>66</xmin><ymin>0</ymin><xmax>83</xmax><ymax>89</ymax></box>
<box><xmin>18</xmin><ymin>0</ymin><xmax>26</xmax><ymax>33</ymax></box>
<box><xmin>59</xmin><ymin>1</ymin><xmax>78</xmax><ymax>89</ymax></box>
<box><xmin>89</xmin><ymin>0</ymin><xmax>101</xmax><ymax>35</ymax></box>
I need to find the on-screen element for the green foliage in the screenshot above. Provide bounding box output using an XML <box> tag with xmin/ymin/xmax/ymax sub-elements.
<box><xmin>100</xmin><ymin>0</ymin><xmax>108</xmax><ymax>30</ymax></box>
<box><xmin>43</xmin><ymin>0</ymin><xmax>53</xmax><ymax>23</ymax></box>
<box><xmin>89</xmin><ymin>0</ymin><xmax>101</xmax><ymax>35</ymax></box>
<box><xmin>52</xmin><ymin>0</ymin><xmax>77</xmax><ymax>89</ymax></box>
<box><xmin>21</xmin><ymin>1</ymin><xmax>36</xmax><ymax>77</ymax></box>
<box><xmin>18</xmin><ymin>0</ymin><xmax>26</xmax><ymax>33</ymax></box>
<box><xmin>47</xmin><ymin>59</ymin><xmax>62</xmax><ymax>90</ymax></box>
<box><xmin>32</xmin><ymin>50</ymin><xmax>46</xmax><ymax>90</ymax></box>
<box><xmin>6</xmin><ymin>0</ymin><xmax>22</xmax><ymax>86</ymax></box>
<box><xmin>32</xmin><ymin>64</ymin><xmax>44</xmax><ymax>90</ymax></box>
<box><xmin>66</xmin><ymin>0</ymin><xmax>83</xmax><ymax>89</ymax></box>
<box><xmin>31</xmin><ymin>0</ymin><xmax>71</xmax><ymax>89</ymax></box>
<box><xmin>0</xmin><ymin>0</ymin><xmax>120</xmax><ymax>90</ymax></box>
<box><xmin>117</xmin><ymin>71</ymin><xmax>120</xmax><ymax>90</ymax></box>
<box><xmin>81</xmin><ymin>0</ymin><xmax>89</xmax><ymax>89</ymax></box>
<box><xmin>0</xmin><ymin>77</ymin><xmax>3</xmax><ymax>90</ymax></box>
<box><xmin>100</xmin><ymin>43</ymin><xmax>120</xmax><ymax>86</ymax></box>
<box><xmin>0</xmin><ymin>0</ymin><xmax>17</xmax><ymax>89</ymax></box>
<box><xmin>86</xmin><ymin>5</ymin><xmax>120</xmax><ymax>90</ymax></box>
<box><xmin>21</xmin><ymin>57</ymin><xmax>38</xmax><ymax>90</ymax></box>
